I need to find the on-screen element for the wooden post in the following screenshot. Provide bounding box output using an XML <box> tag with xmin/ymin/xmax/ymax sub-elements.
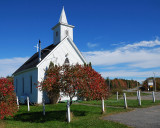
<box><xmin>43</xmin><ymin>98</ymin><xmax>45</xmax><ymax>115</ymax></box>
<box><xmin>152</xmin><ymin>91</ymin><xmax>155</xmax><ymax>103</ymax></box>
<box><xmin>117</xmin><ymin>91</ymin><xmax>118</xmax><ymax>101</ymax></box>
<box><xmin>138</xmin><ymin>90</ymin><xmax>141</xmax><ymax>106</ymax></box>
<box><xmin>123</xmin><ymin>93</ymin><xmax>128</xmax><ymax>109</ymax></box>
<box><xmin>101</xmin><ymin>98</ymin><xmax>105</xmax><ymax>114</ymax></box>
<box><xmin>137</xmin><ymin>91</ymin><xmax>139</xmax><ymax>100</ymax></box>
<box><xmin>16</xmin><ymin>96</ymin><xmax>19</xmax><ymax>109</ymax></box>
<box><xmin>27</xmin><ymin>97</ymin><xmax>30</xmax><ymax>111</ymax></box>
<box><xmin>67</xmin><ymin>100</ymin><xmax>70</xmax><ymax>123</ymax></box>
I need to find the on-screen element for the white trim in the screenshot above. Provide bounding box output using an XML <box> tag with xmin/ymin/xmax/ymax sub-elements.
<box><xmin>52</xmin><ymin>23</ymin><xmax>74</xmax><ymax>30</ymax></box>
<box><xmin>67</xmin><ymin>37</ymin><xmax>87</xmax><ymax>64</ymax></box>
<box><xmin>37</xmin><ymin>36</ymin><xmax>67</xmax><ymax>67</ymax></box>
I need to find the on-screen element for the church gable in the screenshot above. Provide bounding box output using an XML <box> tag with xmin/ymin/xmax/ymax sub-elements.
<box><xmin>37</xmin><ymin>36</ymin><xmax>86</xmax><ymax>70</ymax></box>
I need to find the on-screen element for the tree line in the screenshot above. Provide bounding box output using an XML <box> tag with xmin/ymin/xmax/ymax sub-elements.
<box><xmin>105</xmin><ymin>78</ymin><xmax>139</xmax><ymax>94</ymax></box>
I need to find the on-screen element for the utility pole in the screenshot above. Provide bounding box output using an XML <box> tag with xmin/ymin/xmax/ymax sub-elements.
<box><xmin>153</xmin><ymin>72</ymin><xmax>156</xmax><ymax>92</ymax></box>
<box><xmin>109</xmin><ymin>78</ymin><xmax>110</xmax><ymax>91</ymax></box>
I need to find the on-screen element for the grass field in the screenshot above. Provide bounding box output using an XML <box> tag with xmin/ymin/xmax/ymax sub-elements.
<box><xmin>3</xmin><ymin>103</ymin><xmax>130</xmax><ymax>128</ymax></box>
<box><xmin>2</xmin><ymin>92</ymin><xmax>159</xmax><ymax>128</ymax></box>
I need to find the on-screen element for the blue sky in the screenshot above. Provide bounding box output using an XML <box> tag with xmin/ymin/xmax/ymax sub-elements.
<box><xmin>0</xmin><ymin>0</ymin><xmax>160</xmax><ymax>82</ymax></box>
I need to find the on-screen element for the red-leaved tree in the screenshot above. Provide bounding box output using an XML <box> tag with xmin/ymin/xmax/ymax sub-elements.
<box><xmin>41</xmin><ymin>63</ymin><xmax>62</xmax><ymax>104</ymax></box>
<box><xmin>40</xmin><ymin>63</ymin><xmax>109</xmax><ymax>105</ymax></box>
<box><xmin>0</xmin><ymin>78</ymin><xmax>18</xmax><ymax>119</ymax></box>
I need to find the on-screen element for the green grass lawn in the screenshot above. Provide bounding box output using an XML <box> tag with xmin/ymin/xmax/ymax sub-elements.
<box><xmin>2</xmin><ymin>92</ymin><xmax>159</xmax><ymax>128</ymax></box>
<box><xmin>4</xmin><ymin>103</ymin><xmax>130</xmax><ymax>128</ymax></box>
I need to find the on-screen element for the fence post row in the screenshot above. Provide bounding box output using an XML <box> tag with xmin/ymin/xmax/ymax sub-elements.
<box><xmin>123</xmin><ymin>93</ymin><xmax>128</xmax><ymax>109</ymax></box>
<box><xmin>27</xmin><ymin>96</ymin><xmax>30</xmax><ymax>112</ymax></box>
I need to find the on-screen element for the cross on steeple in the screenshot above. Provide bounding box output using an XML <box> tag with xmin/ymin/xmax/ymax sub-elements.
<box><xmin>34</xmin><ymin>44</ymin><xmax>39</xmax><ymax>52</ymax></box>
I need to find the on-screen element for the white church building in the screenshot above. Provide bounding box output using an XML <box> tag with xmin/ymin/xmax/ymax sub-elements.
<box><xmin>13</xmin><ymin>7</ymin><xmax>86</xmax><ymax>104</ymax></box>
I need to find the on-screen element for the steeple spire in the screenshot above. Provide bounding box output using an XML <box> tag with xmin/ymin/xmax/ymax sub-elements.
<box><xmin>59</xmin><ymin>6</ymin><xmax>68</xmax><ymax>24</ymax></box>
<box><xmin>52</xmin><ymin>6</ymin><xmax>74</xmax><ymax>44</ymax></box>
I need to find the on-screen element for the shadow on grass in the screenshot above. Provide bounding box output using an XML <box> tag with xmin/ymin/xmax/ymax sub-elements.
<box><xmin>12</xmin><ymin>110</ymin><xmax>87</xmax><ymax>123</ymax></box>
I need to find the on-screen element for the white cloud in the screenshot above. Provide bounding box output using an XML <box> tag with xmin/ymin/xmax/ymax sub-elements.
<box><xmin>119</xmin><ymin>38</ymin><xmax>160</xmax><ymax>50</ymax></box>
<box><xmin>87</xmin><ymin>42</ymin><xmax>98</xmax><ymax>48</ymax></box>
<box><xmin>83</xmin><ymin>49</ymin><xmax>160</xmax><ymax>68</ymax></box>
<box><xmin>83</xmin><ymin>38</ymin><xmax>160</xmax><ymax>80</ymax></box>
<box><xmin>0</xmin><ymin>57</ymin><xmax>29</xmax><ymax>77</ymax></box>
<box><xmin>101</xmin><ymin>70</ymin><xmax>160</xmax><ymax>78</ymax></box>
<box><xmin>83</xmin><ymin>38</ymin><xmax>160</xmax><ymax>69</ymax></box>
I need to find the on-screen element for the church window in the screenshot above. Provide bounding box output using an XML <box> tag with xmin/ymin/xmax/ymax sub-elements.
<box><xmin>22</xmin><ymin>78</ymin><xmax>24</xmax><ymax>94</ymax></box>
<box><xmin>30</xmin><ymin>76</ymin><xmax>32</xmax><ymax>94</ymax></box>
<box><xmin>64</xmin><ymin>57</ymin><xmax>70</xmax><ymax>65</ymax></box>
<box><xmin>66</xmin><ymin>30</ymin><xmax>69</xmax><ymax>36</ymax></box>
<box><xmin>56</xmin><ymin>31</ymin><xmax>58</xmax><ymax>36</ymax></box>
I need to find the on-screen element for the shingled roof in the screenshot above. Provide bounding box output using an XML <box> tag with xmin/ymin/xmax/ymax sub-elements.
<box><xmin>13</xmin><ymin>43</ymin><xmax>58</xmax><ymax>75</ymax></box>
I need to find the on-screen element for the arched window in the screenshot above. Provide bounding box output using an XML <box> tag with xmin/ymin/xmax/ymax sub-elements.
<box><xmin>64</xmin><ymin>57</ymin><xmax>70</xmax><ymax>65</ymax></box>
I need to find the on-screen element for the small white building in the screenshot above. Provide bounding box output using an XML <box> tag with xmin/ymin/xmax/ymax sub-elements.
<box><xmin>13</xmin><ymin>7</ymin><xmax>86</xmax><ymax>104</ymax></box>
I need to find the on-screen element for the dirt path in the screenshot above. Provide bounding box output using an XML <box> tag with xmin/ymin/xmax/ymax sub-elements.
<box><xmin>103</xmin><ymin>105</ymin><xmax>160</xmax><ymax>128</ymax></box>
<box><xmin>0</xmin><ymin>120</ymin><xmax>6</xmax><ymax>128</ymax></box>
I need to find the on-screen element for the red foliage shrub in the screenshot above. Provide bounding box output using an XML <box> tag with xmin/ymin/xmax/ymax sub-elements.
<box><xmin>40</xmin><ymin>63</ymin><xmax>109</xmax><ymax>104</ymax></box>
<box><xmin>0</xmin><ymin>78</ymin><xmax>18</xmax><ymax>119</ymax></box>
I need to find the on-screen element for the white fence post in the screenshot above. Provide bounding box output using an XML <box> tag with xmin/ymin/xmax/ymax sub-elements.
<box><xmin>138</xmin><ymin>90</ymin><xmax>141</xmax><ymax>106</ymax></box>
<box><xmin>117</xmin><ymin>91</ymin><xmax>118</xmax><ymax>101</ymax></box>
<box><xmin>123</xmin><ymin>93</ymin><xmax>128</xmax><ymax>109</ymax></box>
<box><xmin>27</xmin><ymin>96</ymin><xmax>30</xmax><ymax>111</ymax></box>
<box><xmin>67</xmin><ymin>100</ymin><xmax>70</xmax><ymax>123</ymax></box>
<box><xmin>43</xmin><ymin>98</ymin><xmax>45</xmax><ymax>115</ymax></box>
<box><xmin>137</xmin><ymin>91</ymin><xmax>139</xmax><ymax>100</ymax></box>
<box><xmin>101</xmin><ymin>98</ymin><xmax>105</xmax><ymax>114</ymax></box>
<box><xmin>152</xmin><ymin>91</ymin><xmax>155</xmax><ymax>103</ymax></box>
<box><xmin>16</xmin><ymin>96</ymin><xmax>19</xmax><ymax>109</ymax></box>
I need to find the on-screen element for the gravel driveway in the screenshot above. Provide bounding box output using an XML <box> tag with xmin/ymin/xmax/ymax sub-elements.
<box><xmin>103</xmin><ymin>105</ymin><xmax>160</xmax><ymax>128</ymax></box>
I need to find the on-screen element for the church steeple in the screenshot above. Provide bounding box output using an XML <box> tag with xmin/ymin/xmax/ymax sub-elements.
<box><xmin>59</xmin><ymin>6</ymin><xmax>68</xmax><ymax>24</ymax></box>
<box><xmin>52</xmin><ymin>7</ymin><xmax>74</xmax><ymax>44</ymax></box>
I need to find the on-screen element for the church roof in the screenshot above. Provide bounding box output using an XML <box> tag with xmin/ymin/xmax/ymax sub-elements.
<box><xmin>13</xmin><ymin>43</ymin><xmax>58</xmax><ymax>75</ymax></box>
